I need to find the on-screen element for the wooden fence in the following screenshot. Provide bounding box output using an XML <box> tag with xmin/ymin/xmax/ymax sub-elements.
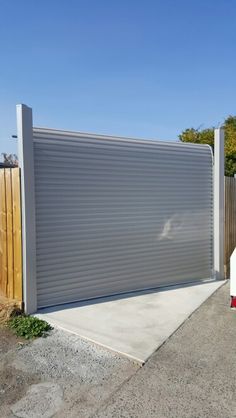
<box><xmin>225</xmin><ymin>176</ymin><xmax>236</xmax><ymax>277</ymax></box>
<box><xmin>0</xmin><ymin>168</ymin><xmax>22</xmax><ymax>304</ymax></box>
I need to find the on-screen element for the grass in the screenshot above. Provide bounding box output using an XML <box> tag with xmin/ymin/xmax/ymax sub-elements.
<box><xmin>8</xmin><ymin>315</ymin><xmax>53</xmax><ymax>339</ymax></box>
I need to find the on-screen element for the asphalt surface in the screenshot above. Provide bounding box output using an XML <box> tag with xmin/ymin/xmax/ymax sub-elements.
<box><xmin>95</xmin><ymin>281</ymin><xmax>236</xmax><ymax>418</ymax></box>
<box><xmin>0</xmin><ymin>281</ymin><xmax>235</xmax><ymax>418</ymax></box>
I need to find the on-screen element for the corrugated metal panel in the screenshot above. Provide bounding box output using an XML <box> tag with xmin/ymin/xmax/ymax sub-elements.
<box><xmin>33</xmin><ymin>128</ymin><xmax>213</xmax><ymax>308</ymax></box>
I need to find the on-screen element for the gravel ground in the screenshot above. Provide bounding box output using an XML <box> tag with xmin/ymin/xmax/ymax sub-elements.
<box><xmin>0</xmin><ymin>327</ymin><xmax>138</xmax><ymax>418</ymax></box>
<box><xmin>1</xmin><ymin>281</ymin><xmax>235</xmax><ymax>418</ymax></box>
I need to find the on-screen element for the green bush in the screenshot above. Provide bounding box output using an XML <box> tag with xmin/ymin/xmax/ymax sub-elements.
<box><xmin>8</xmin><ymin>315</ymin><xmax>53</xmax><ymax>339</ymax></box>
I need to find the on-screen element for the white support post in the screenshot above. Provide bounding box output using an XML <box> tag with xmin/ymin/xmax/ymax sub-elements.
<box><xmin>17</xmin><ymin>104</ymin><xmax>37</xmax><ymax>313</ymax></box>
<box><xmin>214</xmin><ymin>128</ymin><xmax>224</xmax><ymax>280</ymax></box>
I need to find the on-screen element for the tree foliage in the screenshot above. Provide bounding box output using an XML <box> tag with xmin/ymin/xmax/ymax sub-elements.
<box><xmin>1</xmin><ymin>153</ymin><xmax>18</xmax><ymax>165</ymax></box>
<box><xmin>179</xmin><ymin>116</ymin><xmax>236</xmax><ymax>176</ymax></box>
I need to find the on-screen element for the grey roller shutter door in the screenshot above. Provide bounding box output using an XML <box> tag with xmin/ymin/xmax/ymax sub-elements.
<box><xmin>33</xmin><ymin>129</ymin><xmax>213</xmax><ymax>308</ymax></box>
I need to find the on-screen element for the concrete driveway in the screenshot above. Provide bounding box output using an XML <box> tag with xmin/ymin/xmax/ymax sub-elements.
<box><xmin>37</xmin><ymin>280</ymin><xmax>224</xmax><ymax>363</ymax></box>
<box><xmin>94</xmin><ymin>281</ymin><xmax>236</xmax><ymax>418</ymax></box>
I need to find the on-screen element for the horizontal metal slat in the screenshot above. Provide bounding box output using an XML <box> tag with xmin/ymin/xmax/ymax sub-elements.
<box><xmin>37</xmin><ymin>261</ymin><xmax>211</xmax><ymax>293</ymax></box>
<box><xmin>33</xmin><ymin>127</ymin><xmax>212</xmax><ymax>153</ymax></box>
<box><xmin>33</xmin><ymin>127</ymin><xmax>213</xmax><ymax>308</ymax></box>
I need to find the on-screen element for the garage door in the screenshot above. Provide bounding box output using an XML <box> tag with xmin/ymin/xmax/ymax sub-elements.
<box><xmin>33</xmin><ymin>128</ymin><xmax>213</xmax><ymax>308</ymax></box>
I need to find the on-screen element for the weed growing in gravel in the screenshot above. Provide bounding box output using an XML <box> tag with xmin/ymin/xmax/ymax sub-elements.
<box><xmin>8</xmin><ymin>315</ymin><xmax>53</xmax><ymax>339</ymax></box>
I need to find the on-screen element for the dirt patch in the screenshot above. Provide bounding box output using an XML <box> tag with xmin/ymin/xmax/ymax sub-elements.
<box><xmin>0</xmin><ymin>326</ymin><xmax>26</xmax><ymax>354</ymax></box>
<box><xmin>0</xmin><ymin>327</ymin><xmax>40</xmax><ymax>418</ymax></box>
<box><xmin>0</xmin><ymin>365</ymin><xmax>40</xmax><ymax>409</ymax></box>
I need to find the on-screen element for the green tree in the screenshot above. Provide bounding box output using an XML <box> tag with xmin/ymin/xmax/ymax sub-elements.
<box><xmin>179</xmin><ymin>116</ymin><xmax>236</xmax><ymax>176</ymax></box>
<box><xmin>1</xmin><ymin>153</ymin><xmax>18</xmax><ymax>165</ymax></box>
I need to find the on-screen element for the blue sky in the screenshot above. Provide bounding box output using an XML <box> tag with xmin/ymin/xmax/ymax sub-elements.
<box><xmin>0</xmin><ymin>0</ymin><xmax>236</xmax><ymax>155</ymax></box>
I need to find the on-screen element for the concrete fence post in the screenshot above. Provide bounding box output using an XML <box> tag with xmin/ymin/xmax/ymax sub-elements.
<box><xmin>17</xmin><ymin>104</ymin><xmax>37</xmax><ymax>313</ymax></box>
<box><xmin>214</xmin><ymin>128</ymin><xmax>224</xmax><ymax>280</ymax></box>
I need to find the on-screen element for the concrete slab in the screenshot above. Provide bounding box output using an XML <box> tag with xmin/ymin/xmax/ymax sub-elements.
<box><xmin>36</xmin><ymin>280</ymin><xmax>225</xmax><ymax>364</ymax></box>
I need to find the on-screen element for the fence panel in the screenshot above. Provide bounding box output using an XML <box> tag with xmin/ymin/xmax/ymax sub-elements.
<box><xmin>225</xmin><ymin>176</ymin><xmax>236</xmax><ymax>277</ymax></box>
<box><xmin>0</xmin><ymin>168</ymin><xmax>22</xmax><ymax>303</ymax></box>
<box><xmin>33</xmin><ymin>128</ymin><xmax>213</xmax><ymax>308</ymax></box>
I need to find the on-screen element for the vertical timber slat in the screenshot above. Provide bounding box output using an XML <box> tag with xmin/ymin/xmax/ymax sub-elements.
<box><xmin>12</xmin><ymin>168</ymin><xmax>22</xmax><ymax>301</ymax></box>
<box><xmin>0</xmin><ymin>170</ymin><xmax>8</xmax><ymax>296</ymax></box>
<box><xmin>225</xmin><ymin>176</ymin><xmax>236</xmax><ymax>277</ymax></box>
<box><xmin>5</xmin><ymin>169</ymin><xmax>14</xmax><ymax>298</ymax></box>
<box><xmin>0</xmin><ymin>170</ymin><xmax>3</xmax><ymax>293</ymax></box>
<box><xmin>0</xmin><ymin>168</ymin><xmax>22</xmax><ymax>303</ymax></box>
